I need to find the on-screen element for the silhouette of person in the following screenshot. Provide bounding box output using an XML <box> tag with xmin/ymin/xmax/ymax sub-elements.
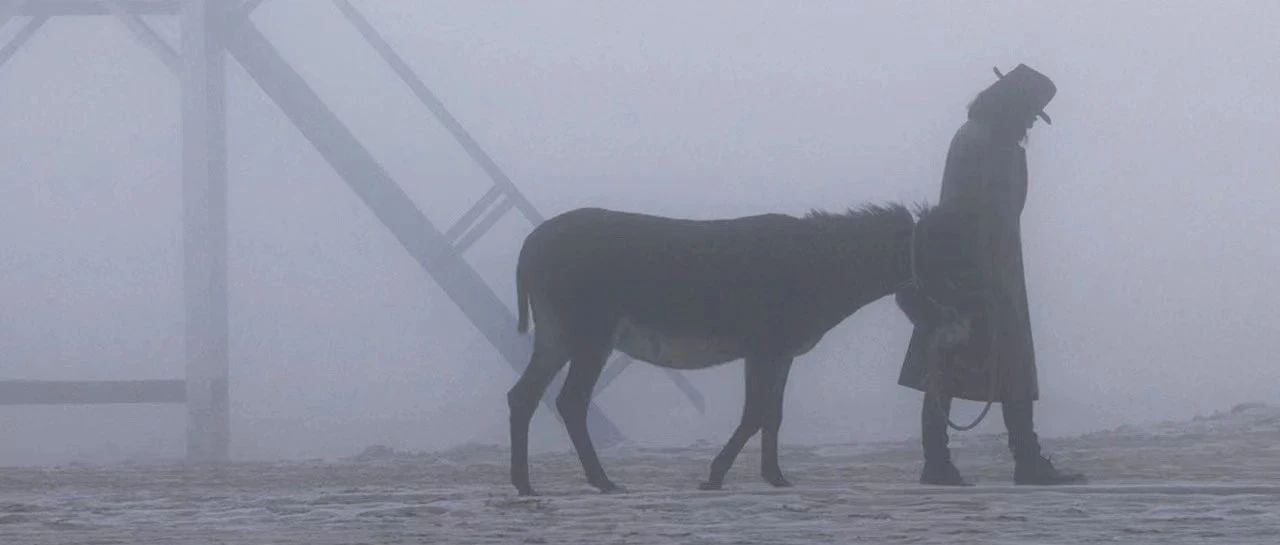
<box><xmin>897</xmin><ymin>64</ymin><xmax>1087</xmax><ymax>485</ymax></box>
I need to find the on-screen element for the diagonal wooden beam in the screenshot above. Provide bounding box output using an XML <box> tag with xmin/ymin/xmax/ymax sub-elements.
<box><xmin>331</xmin><ymin>0</ymin><xmax>544</xmax><ymax>225</ymax></box>
<box><xmin>594</xmin><ymin>355</ymin><xmax>708</xmax><ymax>415</ymax></box>
<box><xmin>595</xmin><ymin>356</ymin><xmax>634</xmax><ymax>396</ymax></box>
<box><xmin>219</xmin><ymin>13</ymin><xmax>625</xmax><ymax>446</ymax></box>
<box><xmin>104</xmin><ymin>0</ymin><xmax>179</xmax><ymax>73</ymax></box>
<box><xmin>0</xmin><ymin>14</ymin><xmax>46</xmax><ymax>70</ymax></box>
<box><xmin>661</xmin><ymin>368</ymin><xmax>706</xmax><ymax>414</ymax></box>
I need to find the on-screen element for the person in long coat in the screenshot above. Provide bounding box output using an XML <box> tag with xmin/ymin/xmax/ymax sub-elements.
<box><xmin>896</xmin><ymin>64</ymin><xmax>1086</xmax><ymax>486</ymax></box>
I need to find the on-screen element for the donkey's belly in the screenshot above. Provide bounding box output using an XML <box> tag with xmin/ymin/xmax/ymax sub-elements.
<box><xmin>613</xmin><ymin>318</ymin><xmax>743</xmax><ymax>369</ymax></box>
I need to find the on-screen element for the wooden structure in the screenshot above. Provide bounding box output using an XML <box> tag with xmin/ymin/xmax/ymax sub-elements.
<box><xmin>0</xmin><ymin>0</ymin><xmax>703</xmax><ymax>462</ymax></box>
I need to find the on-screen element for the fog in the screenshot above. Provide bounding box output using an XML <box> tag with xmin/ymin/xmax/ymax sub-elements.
<box><xmin>1</xmin><ymin>1</ymin><xmax>1276</xmax><ymax>466</ymax></box>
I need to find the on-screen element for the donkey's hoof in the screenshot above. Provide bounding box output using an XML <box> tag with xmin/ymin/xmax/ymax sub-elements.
<box><xmin>516</xmin><ymin>487</ymin><xmax>539</xmax><ymax>497</ymax></box>
<box><xmin>698</xmin><ymin>480</ymin><xmax>723</xmax><ymax>491</ymax></box>
<box><xmin>592</xmin><ymin>481</ymin><xmax>626</xmax><ymax>494</ymax></box>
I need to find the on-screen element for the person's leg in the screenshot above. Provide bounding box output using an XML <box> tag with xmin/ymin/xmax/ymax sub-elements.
<box><xmin>1002</xmin><ymin>398</ymin><xmax>1040</xmax><ymax>460</ymax></box>
<box><xmin>1003</xmin><ymin>400</ymin><xmax>1086</xmax><ymax>485</ymax></box>
<box><xmin>922</xmin><ymin>393</ymin><xmax>951</xmax><ymax>462</ymax></box>
<box><xmin>920</xmin><ymin>393</ymin><xmax>968</xmax><ymax>485</ymax></box>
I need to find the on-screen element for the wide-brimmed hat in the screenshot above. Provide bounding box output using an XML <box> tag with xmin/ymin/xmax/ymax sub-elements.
<box><xmin>989</xmin><ymin>64</ymin><xmax>1056</xmax><ymax>124</ymax></box>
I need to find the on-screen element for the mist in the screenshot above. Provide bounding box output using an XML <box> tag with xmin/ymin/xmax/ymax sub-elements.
<box><xmin>1</xmin><ymin>1</ymin><xmax>1277</xmax><ymax>467</ymax></box>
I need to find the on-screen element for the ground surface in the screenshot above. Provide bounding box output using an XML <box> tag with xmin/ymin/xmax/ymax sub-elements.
<box><xmin>4</xmin><ymin>403</ymin><xmax>1280</xmax><ymax>544</ymax></box>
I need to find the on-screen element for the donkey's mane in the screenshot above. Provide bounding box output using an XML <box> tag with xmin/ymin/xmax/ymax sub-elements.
<box><xmin>802</xmin><ymin>202</ymin><xmax>916</xmax><ymax>232</ymax></box>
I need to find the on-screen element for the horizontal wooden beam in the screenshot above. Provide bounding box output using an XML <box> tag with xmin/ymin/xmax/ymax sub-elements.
<box><xmin>0</xmin><ymin>379</ymin><xmax>186</xmax><ymax>405</ymax></box>
<box><xmin>14</xmin><ymin>1</ymin><xmax>178</xmax><ymax>16</ymax></box>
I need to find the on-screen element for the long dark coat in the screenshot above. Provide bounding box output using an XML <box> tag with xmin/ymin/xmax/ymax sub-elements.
<box><xmin>898</xmin><ymin>119</ymin><xmax>1038</xmax><ymax>402</ymax></box>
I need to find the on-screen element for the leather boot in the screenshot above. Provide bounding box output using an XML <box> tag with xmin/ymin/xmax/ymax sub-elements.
<box><xmin>920</xmin><ymin>394</ymin><xmax>971</xmax><ymax>486</ymax></box>
<box><xmin>1003</xmin><ymin>400</ymin><xmax>1086</xmax><ymax>485</ymax></box>
<box><xmin>921</xmin><ymin>458</ymin><xmax>970</xmax><ymax>486</ymax></box>
<box><xmin>1013</xmin><ymin>454</ymin><xmax>1087</xmax><ymax>485</ymax></box>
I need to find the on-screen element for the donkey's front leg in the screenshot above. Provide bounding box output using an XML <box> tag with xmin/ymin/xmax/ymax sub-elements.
<box><xmin>760</xmin><ymin>357</ymin><xmax>794</xmax><ymax>487</ymax></box>
<box><xmin>699</xmin><ymin>356</ymin><xmax>774</xmax><ymax>490</ymax></box>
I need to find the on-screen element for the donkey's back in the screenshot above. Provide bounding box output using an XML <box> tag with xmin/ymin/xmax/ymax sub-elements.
<box><xmin>517</xmin><ymin>207</ymin><xmax>818</xmax><ymax>350</ymax></box>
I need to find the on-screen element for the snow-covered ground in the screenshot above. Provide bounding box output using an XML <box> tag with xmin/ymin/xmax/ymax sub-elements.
<box><xmin>4</xmin><ymin>403</ymin><xmax>1280</xmax><ymax>544</ymax></box>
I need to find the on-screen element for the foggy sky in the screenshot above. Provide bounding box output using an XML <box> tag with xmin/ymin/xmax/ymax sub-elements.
<box><xmin>1</xmin><ymin>1</ymin><xmax>1277</xmax><ymax>466</ymax></box>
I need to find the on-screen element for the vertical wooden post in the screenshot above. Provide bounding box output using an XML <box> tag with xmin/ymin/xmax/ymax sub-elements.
<box><xmin>182</xmin><ymin>0</ymin><xmax>229</xmax><ymax>463</ymax></box>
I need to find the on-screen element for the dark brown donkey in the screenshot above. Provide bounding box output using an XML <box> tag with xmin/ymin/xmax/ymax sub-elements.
<box><xmin>508</xmin><ymin>203</ymin><xmax>931</xmax><ymax>496</ymax></box>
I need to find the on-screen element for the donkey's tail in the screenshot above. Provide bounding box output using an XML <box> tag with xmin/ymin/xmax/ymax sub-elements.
<box><xmin>516</xmin><ymin>253</ymin><xmax>530</xmax><ymax>334</ymax></box>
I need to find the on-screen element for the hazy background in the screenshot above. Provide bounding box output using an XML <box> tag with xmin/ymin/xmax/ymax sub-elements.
<box><xmin>1</xmin><ymin>1</ymin><xmax>1276</xmax><ymax>466</ymax></box>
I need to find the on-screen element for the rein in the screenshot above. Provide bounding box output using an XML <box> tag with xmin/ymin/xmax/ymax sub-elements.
<box><xmin>907</xmin><ymin>218</ymin><xmax>998</xmax><ymax>432</ymax></box>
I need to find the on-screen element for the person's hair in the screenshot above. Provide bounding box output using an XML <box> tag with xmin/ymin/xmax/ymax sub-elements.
<box><xmin>967</xmin><ymin>88</ymin><xmax>1034</xmax><ymax>143</ymax></box>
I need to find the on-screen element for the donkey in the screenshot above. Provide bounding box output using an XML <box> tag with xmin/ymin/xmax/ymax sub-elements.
<box><xmin>508</xmin><ymin>203</ymin><xmax>936</xmax><ymax>496</ymax></box>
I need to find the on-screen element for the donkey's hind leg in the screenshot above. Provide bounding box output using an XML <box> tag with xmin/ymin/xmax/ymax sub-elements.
<box><xmin>558</xmin><ymin>341</ymin><xmax>622</xmax><ymax>493</ymax></box>
<box><xmin>508</xmin><ymin>340</ymin><xmax>570</xmax><ymax>496</ymax></box>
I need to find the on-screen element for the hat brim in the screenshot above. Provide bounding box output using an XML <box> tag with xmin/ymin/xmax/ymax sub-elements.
<box><xmin>993</xmin><ymin>66</ymin><xmax>1053</xmax><ymax>125</ymax></box>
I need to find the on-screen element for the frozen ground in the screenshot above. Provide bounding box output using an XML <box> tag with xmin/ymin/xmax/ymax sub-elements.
<box><xmin>3</xmin><ymin>403</ymin><xmax>1280</xmax><ymax>544</ymax></box>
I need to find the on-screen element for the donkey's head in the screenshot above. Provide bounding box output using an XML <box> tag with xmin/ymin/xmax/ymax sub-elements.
<box><xmin>804</xmin><ymin>203</ymin><xmax>918</xmax><ymax>298</ymax></box>
<box><xmin>908</xmin><ymin>204</ymin><xmax>987</xmax><ymax>312</ymax></box>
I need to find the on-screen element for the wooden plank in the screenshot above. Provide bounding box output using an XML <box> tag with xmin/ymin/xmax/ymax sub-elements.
<box><xmin>16</xmin><ymin>1</ymin><xmax>178</xmax><ymax>16</ymax></box>
<box><xmin>220</xmin><ymin>14</ymin><xmax>625</xmax><ymax>447</ymax></box>
<box><xmin>0</xmin><ymin>380</ymin><xmax>186</xmax><ymax>405</ymax></box>
<box><xmin>181</xmin><ymin>0</ymin><xmax>230</xmax><ymax>463</ymax></box>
